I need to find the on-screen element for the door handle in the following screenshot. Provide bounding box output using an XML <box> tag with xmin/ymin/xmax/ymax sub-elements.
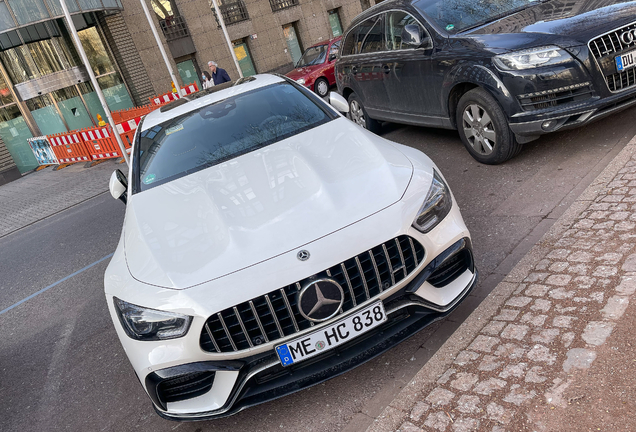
<box><xmin>381</xmin><ymin>64</ymin><xmax>390</xmax><ymax>74</ymax></box>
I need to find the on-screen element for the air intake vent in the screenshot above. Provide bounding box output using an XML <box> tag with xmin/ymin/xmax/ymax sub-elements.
<box><xmin>157</xmin><ymin>371</ymin><xmax>216</xmax><ymax>404</ymax></box>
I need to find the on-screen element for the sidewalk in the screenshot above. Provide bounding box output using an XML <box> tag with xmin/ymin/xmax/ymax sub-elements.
<box><xmin>0</xmin><ymin>160</ymin><xmax>120</xmax><ymax>238</ymax></box>
<box><xmin>368</xmin><ymin>136</ymin><xmax>636</xmax><ymax>432</ymax></box>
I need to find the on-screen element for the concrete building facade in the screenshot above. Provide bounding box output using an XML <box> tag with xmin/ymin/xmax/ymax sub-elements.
<box><xmin>0</xmin><ymin>0</ymin><xmax>375</xmax><ymax>185</ymax></box>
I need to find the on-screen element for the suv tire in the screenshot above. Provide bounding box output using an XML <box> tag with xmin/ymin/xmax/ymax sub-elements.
<box><xmin>348</xmin><ymin>92</ymin><xmax>381</xmax><ymax>133</ymax></box>
<box><xmin>457</xmin><ymin>88</ymin><xmax>522</xmax><ymax>164</ymax></box>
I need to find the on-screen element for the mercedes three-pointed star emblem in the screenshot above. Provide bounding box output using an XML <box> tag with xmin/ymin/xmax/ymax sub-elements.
<box><xmin>297</xmin><ymin>279</ymin><xmax>344</xmax><ymax>322</ymax></box>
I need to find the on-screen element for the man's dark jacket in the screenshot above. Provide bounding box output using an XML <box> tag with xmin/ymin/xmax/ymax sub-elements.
<box><xmin>212</xmin><ymin>67</ymin><xmax>231</xmax><ymax>85</ymax></box>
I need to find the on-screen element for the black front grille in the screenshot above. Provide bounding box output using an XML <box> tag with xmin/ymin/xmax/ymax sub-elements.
<box><xmin>200</xmin><ymin>236</ymin><xmax>425</xmax><ymax>353</ymax></box>
<box><xmin>517</xmin><ymin>84</ymin><xmax>594</xmax><ymax>111</ymax></box>
<box><xmin>157</xmin><ymin>371</ymin><xmax>215</xmax><ymax>404</ymax></box>
<box><xmin>606</xmin><ymin>68</ymin><xmax>636</xmax><ymax>92</ymax></box>
<box><xmin>589</xmin><ymin>21</ymin><xmax>636</xmax><ymax>93</ymax></box>
<box><xmin>427</xmin><ymin>249</ymin><xmax>472</xmax><ymax>288</ymax></box>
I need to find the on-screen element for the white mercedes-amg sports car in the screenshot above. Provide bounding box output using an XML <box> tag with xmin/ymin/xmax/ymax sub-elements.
<box><xmin>105</xmin><ymin>74</ymin><xmax>477</xmax><ymax>420</ymax></box>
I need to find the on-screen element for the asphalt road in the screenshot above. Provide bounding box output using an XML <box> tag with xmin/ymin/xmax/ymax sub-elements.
<box><xmin>2</xmin><ymin>106</ymin><xmax>636</xmax><ymax>432</ymax></box>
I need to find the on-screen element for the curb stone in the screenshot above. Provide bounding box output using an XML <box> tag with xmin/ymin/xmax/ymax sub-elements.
<box><xmin>366</xmin><ymin>134</ymin><xmax>636</xmax><ymax>432</ymax></box>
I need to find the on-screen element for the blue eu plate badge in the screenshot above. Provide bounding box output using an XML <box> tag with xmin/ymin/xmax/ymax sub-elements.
<box><xmin>276</xmin><ymin>344</ymin><xmax>294</xmax><ymax>366</ymax></box>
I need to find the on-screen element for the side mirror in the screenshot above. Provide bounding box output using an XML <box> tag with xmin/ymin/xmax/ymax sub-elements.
<box><xmin>421</xmin><ymin>36</ymin><xmax>433</xmax><ymax>49</ymax></box>
<box><xmin>401</xmin><ymin>24</ymin><xmax>422</xmax><ymax>47</ymax></box>
<box><xmin>329</xmin><ymin>92</ymin><xmax>349</xmax><ymax>113</ymax></box>
<box><xmin>109</xmin><ymin>169</ymin><xmax>128</xmax><ymax>204</ymax></box>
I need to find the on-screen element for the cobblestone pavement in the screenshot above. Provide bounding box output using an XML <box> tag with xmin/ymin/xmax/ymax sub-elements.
<box><xmin>368</xmin><ymin>136</ymin><xmax>636</xmax><ymax>432</ymax></box>
<box><xmin>0</xmin><ymin>160</ymin><xmax>121</xmax><ymax>238</ymax></box>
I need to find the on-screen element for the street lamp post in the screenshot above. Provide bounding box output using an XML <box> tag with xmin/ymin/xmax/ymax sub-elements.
<box><xmin>139</xmin><ymin>0</ymin><xmax>185</xmax><ymax>97</ymax></box>
<box><xmin>210</xmin><ymin>0</ymin><xmax>243</xmax><ymax>79</ymax></box>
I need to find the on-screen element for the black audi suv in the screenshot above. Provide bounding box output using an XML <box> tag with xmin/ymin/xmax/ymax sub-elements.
<box><xmin>336</xmin><ymin>0</ymin><xmax>636</xmax><ymax>164</ymax></box>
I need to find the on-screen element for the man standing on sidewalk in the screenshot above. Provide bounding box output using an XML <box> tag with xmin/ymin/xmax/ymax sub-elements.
<box><xmin>208</xmin><ymin>61</ymin><xmax>231</xmax><ymax>85</ymax></box>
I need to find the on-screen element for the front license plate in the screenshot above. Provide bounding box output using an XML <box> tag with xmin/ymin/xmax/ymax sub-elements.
<box><xmin>275</xmin><ymin>301</ymin><xmax>387</xmax><ymax>366</ymax></box>
<box><xmin>616</xmin><ymin>49</ymin><xmax>636</xmax><ymax>72</ymax></box>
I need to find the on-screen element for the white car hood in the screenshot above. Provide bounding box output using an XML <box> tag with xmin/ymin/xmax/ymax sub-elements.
<box><xmin>124</xmin><ymin>119</ymin><xmax>413</xmax><ymax>289</ymax></box>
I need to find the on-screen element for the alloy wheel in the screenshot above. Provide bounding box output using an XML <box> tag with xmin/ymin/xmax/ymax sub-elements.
<box><xmin>462</xmin><ymin>103</ymin><xmax>496</xmax><ymax>156</ymax></box>
<box><xmin>349</xmin><ymin>100</ymin><xmax>367</xmax><ymax>128</ymax></box>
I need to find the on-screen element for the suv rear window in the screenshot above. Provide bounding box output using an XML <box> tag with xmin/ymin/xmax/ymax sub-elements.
<box><xmin>134</xmin><ymin>82</ymin><xmax>333</xmax><ymax>192</ymax></box>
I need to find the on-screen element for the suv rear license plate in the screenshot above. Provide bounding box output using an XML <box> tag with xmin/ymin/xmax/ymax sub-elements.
<box><xmin>275</xmin><ymin>301</ymin><xmax>387</xmax><ymax>366</ymax></box>
<box><xmin>616</xmin><ymin>49</ymin><xmax>636</xmax><ymax>72</ymax></box>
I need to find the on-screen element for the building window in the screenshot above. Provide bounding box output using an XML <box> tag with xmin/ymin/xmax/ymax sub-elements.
<box><xmin>269</xmin><ymin>0</ymin><xmax>299</xmax><ymax>13</ymax></box>
<box><xmin>152</xmin><ymin>0</ymin><xmax>190</xmax><ymax>41</ymax></box>
<box><xmin>0</xmin><ymin>74</ymin><xmax>14</xmax><ymax>106</ymax></box>
<box><xmin>159</xmin><ymin>15</ymin><xmax>190</xmax><ymax>41</ymax></box>
<box><xmin>211</xmin><ymin>0</ymin><xmax>249</xmax><ymax>26</ymax></box>
<box><xmin>6</xmin><ymin>0</ymin><xmax>50</xmax><ymax>26</ymax></box>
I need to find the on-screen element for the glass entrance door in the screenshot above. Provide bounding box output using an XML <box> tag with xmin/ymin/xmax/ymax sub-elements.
<box><xmin>0</xmin><ymin>105</ymin><xmax>37</xmax><ymax>173</ymax></box>
<box><xmin>283</xmin><ymin>24</ymin><xmax>303</xmax><ymax>67</ymax></box>
<box><xmin>26</xmin><ymin>95</ymin><xmax>67</xmax><ymax>136</ymax></box>
<box><xmin>177</xmin><ymin>59</ymin><xmax>201</xmax><ymax>88</ymax></box>
<box><xmin>233</xmin><ymin>41</ymin><xmax>256</xmax><ymax>77</ymax></box>
<box><xmin>52</xmin><ymin>86</ymin><xmax>94</xmax><ymax>131</ymax></box>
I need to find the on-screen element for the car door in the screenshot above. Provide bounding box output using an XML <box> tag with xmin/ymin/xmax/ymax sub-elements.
<box><xmin>381</xmin><ymin>11</ymin><xmax>440</xmax><ymax>125</ymax></box>
<box><xmin>348</xmin><ymin>15</ymin><xmax>390</xmax><ymax>115</ymax></box>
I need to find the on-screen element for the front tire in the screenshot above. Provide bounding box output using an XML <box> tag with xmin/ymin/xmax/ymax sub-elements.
<box><xmin>456</xmin><ymin>88</ymin><xmax>522</xmax><ymax>164</ymax></box>
<box><xmin>314</xmin><ymin>77</ymin><xmax>329</xmax><ymax>97</ymax></box>
<box><xmin>347</xmin><ymin>92</ymin><xmax>381</xmax><ymax>133</ymax></box>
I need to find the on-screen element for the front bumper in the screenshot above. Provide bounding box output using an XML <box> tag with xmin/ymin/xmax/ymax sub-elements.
<box><xmin>149</xmin><ymin>242</ymin><xmax>478</xmax><ymax>420</ymax></box>
<box><xmin>508</xmin><ymin>86</ymin><xmax>636</xmax><ymax>137</ymax></box>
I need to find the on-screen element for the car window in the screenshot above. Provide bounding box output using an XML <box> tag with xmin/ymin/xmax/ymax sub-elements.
<box><xmin>134</xmin><ymin>83</ymin><xmax>333</xmax><ymax>192</ymax></box>
<box><xmin>357</xmin><ymin>16</ymin><xmax>384</xmax><ymax>54</ymax></box>
<box><xmin>385</xmin><ymin>11</ymin><xmax>429</xmax><ymax>50</ymax></box>
<box><xmin>330</xmin><ymin>40</ymin><xmax>341</xmax><ymax>55</ymax></box>
<box><xmin>342</xmin><ymin>29</ymin><xmax>356</xmax><ymax>56</ymax></box>
<box><xmin>329</xmin><ymin>40</ymin><xmax>341</xmax><ymax>60</ymax></box>
<box><xmin>413</xmin><ymin>0</ymin><xmax>537</xmax><ymax>33</ymax></box>
<box><xmin>297</xmin><ymin>44</ymin><xmax>328</xmax><ymax>67</ymax></box>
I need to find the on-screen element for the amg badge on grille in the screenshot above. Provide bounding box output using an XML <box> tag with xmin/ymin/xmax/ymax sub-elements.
<box><xmin>298</xmin><ymin>279</ymin><xmax>344</xmax><ymax>322</ymax></box>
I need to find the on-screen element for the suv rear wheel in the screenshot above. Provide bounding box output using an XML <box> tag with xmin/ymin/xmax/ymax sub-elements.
<box><xmin>457</xmin><ymin>88</ymin><xmax>522</xmax><ymax>164</ymax></box>
<box><xmin>348</xmin><ymin>92</ymin><xmax>381</xmax><ymax>133</ymax></box>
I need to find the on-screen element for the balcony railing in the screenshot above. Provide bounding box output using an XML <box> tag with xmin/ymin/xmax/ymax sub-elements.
<box><xmin>213</xmin><ymin>0</ymin><xmax>249</xmax><ymax>26</ymax></box>
<box><xmin>159</xmin><ymin>15</ymin><xmax>189</xmax><ymax>41</ymax></box>
<box><xmin>269</xmin><ymin>0</ymin><xmax>299</xmax><ymax>12</ymax></box>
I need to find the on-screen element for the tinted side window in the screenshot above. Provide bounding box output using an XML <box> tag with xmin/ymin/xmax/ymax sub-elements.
<box><xmin>356</xmin><ymin>16</ymin><xmax>384</xmax><ymax>54</ymax></box>
<box><xmin>385</xmin><ymin>11</ymin><xmax>429</xmax><ymax>50</ymax></box>
<box><xmin>342</xmin><ymin>28</ymin><xmax>357</xmax><ymax>56</ymax></box>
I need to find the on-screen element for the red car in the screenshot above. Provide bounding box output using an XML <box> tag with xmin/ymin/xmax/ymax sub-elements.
<box><xmin>286</xmin><ymin>36</ymin><xmax>342</xmax><ymax>97</ymax></box>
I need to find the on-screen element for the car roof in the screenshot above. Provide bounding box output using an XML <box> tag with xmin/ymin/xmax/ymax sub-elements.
<box><xmin>141</xmin><ymin>74</ymin><xmax>286</xmax><ymax>131</ymax></box>
<box><xmin>308</xmin><ymin>36</ymin><xmax>342</xmax><ymax>49</ymax></box>
<box><xmin>348</xmin><ymin>0</ymin><xmax>413</xmax><ymax>28</ymax></box>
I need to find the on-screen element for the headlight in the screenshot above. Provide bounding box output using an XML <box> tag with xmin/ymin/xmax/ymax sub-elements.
<box><xmin>493</xmin><ymin>46</ymin><xmax>573</xmax><ymax>70</ymax></box>
<box><xmin>114</xmin><ymin>297</ymin><xmax>192</xmax><ymax>341</ymax></box>
<box><xmin>296</xmin><ymin>78</ymin><xmax>306</xmax><ymax>85</ymax></box>
<box><xmin>412</xmin><ymin>170</ymin><xmax>452</xmax><ymax>233</ymax></box>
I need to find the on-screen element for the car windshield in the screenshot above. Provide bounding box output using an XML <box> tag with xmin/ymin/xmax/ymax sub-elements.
<box><xmin>414</xmin><ymin>0</ymin><xmax>543</xmax><ymax>33</ymax></box>
<box><xmin>296</xmin><ymin>44</ymin><xmax>328</xmax><ymax>67</ymax></box>
<box><xmin>134</xmin><ymin>82</ymin><xmax>333</xmax><ymax>192</ymax></box>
